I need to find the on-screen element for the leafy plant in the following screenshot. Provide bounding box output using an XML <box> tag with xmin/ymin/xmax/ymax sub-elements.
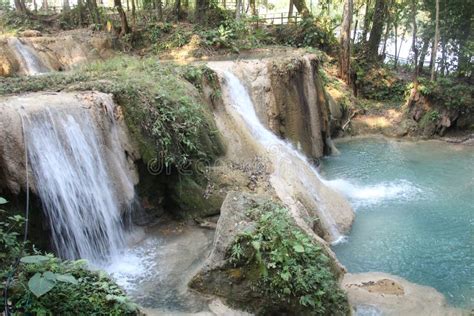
<box><xmin>0</xmin><ymin>199</ymin><xmax>138</xmax><ymax>315</ymax></box>
<box><xmin>229</xmin><ymin>202</ymin><xmax>349</xmax><ymax>315</ymax></box>
<box><xmin>416</xmin><ymin>77</ymin><xmax>473</xmax><ymax>112</ymax></box>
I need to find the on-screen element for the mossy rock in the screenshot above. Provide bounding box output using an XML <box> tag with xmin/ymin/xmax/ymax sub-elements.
<box><xmin>170</xmin><ymin>176</ymin><xmax>225</xmax><ymax>218</ymax></box>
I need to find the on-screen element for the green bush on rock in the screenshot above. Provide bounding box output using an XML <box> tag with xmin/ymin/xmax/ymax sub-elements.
<box><xmin>0</xmin><ymin>198</ymin><xmax>138</xmax><ymax>315</ymax></box>
<box><xmin>229</xmin><ymin>202</ymin><xmax>349</xmax><ymax>315</ymax></box>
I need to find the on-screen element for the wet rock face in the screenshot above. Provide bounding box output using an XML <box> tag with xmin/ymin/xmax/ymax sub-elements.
<box><xmin>223</xmin><ymin>54</ymin><xmax>333</xmax><ymax>159</ymax></box>
<box><xmin>0</xmin><ymin>91</ymin><xmax>139</xmax><ymax>203</ymax></box>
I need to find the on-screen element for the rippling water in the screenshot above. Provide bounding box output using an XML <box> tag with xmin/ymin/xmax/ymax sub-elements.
<box><xmin>321</xmin><ymin>137</ymin><xmax>474</xmax><ymax>308</ymax></box>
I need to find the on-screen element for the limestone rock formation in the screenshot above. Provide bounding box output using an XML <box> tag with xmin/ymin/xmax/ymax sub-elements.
<box><xmin>207</xmin><ymin>57</ymin><xmax>354</xmax><ymax>242</ymax></box>
<box><xmin>0</xmin><ymin>30</ymin><xmax>114</xmax><ymax>76</ymax></box>
<box><xmin>343</xmin><ymin>272</ymin><xmax>468</xmax><ymax>315</ymax></box>
<box><xmin>405</xmin><ymin>88</ymin><xmax>474</xmax><ymax>137</ymax></box>
<box><xmin>0</xmin><ymin>91</ymin><xmax>139</xmax><ymax>207</ymax></box>
<box><xmin>190</xmin><ymin>191</ymin><xmax>346</xmax><ymax>314</ymax></box>
<box><xmin>217</xmin><ymin>54</ymin><xmax>335</xmax><ymax>159</ymax></box>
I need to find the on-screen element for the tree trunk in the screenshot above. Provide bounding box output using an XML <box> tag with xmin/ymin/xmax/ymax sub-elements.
<box><xmin>418</xmin><ymin>34</ymin><xmax>431</xmax><ymax>71</ymax></box>
<box><xmin>235</xmin><ymin>0</ymin><xmax>241</xmax><ymax>20</ymax></box>
<box><xmin>352</xmin><ymin>19</ymin><xmax>358</xmax><ymax>44</ymax></box>
<box><xmin>288</xmin><ymin>0</ymin><xmax>293</xmax><ymax>20</ymax></box>
<box><xmin>86</xmin><ymin>0</ymin><xmax>101</xmax><ymax>25</ymax></box>
<box><xmin>114</xmin><ymin>0</ymin><xmax>130</xmax><ymax>35</ymax></box>
<box><xmin>411</xmin><ymin>0</ymin><xmax>418</xmax><ymax>82</ymax></box>
<box><xmin>366</xmin><ymin>0</ymin><xmax>386</xmax><ymax>59</ymax></box>
<box><xmin>440</xmin><ymin>41</ymin><xmax>447</xmax><ymax>76</ymax></box>
<box><xmin>195</xmin><ymin>0</ymin><xmax>209</xmax><ymax>24</ymax></box>
<box><xmin>430</xmin><ymin>0</ymin><xmax>439</xmax><ymax>80</ymax></box>
<box><xmin>249</xmin><ymin>0</ymin><xmax>256</xmax><ymax>16</ymax></box>
<box><xmin>292</xmin><ymin>0</ymin><xmax>310</xmax><ymax>17</ymax></box>
<box><xmin>41</xmin><ymin>0</ymin><xmax>48</xmax><ymax>11</ymax></box>
<box><xmin>394</xmin><ymin>21</ymin><xmax>398</xmax><ymax>68</ymax></box>
<box><xmin>77</xmin><ymin>0</ymin><xmax>85</xmax><ymax>24</ymax></box>
<box><xmin>156</xmin><ymin>0</ymin><xmax>163</xmax><ymax>21</ymax></box>
<box><xmin>14</xmin><ymin>0</ymin><xmax>28</xmax><ymax>13</ymax></box>
<box><xmin>339</xmin><ymin>0</ymin><xmax>353</xmax><ymax>85</ymax></box>
<box><xmin>63</xmin><ymin>0</ymin><xmax>70</xmax><ymax>11</ymax></box>
<box><xmin>131</xmin><ymin>0</ymin><xmax>136</xmax><ymax>26</ymax></box>
<box><xmin>381</xmin><ymin>21</ymin><xmax>390</xmax><ymax>59</ymax></box>
<box><xmin>395</xmin><ymin>27</ymin><xmax>406</xmax><ymax>69</ymax></box>
<box><xmin>174</xmin><ymin>0</ymin><xmax>181</xmax><ymax>20</ymax></box>
<box><xmin>361</xmin><ymin>0</ymin><xmax>372</xmax><ymax>43</ymax></box>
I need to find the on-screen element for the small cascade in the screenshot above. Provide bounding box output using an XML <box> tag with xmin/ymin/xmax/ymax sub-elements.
<box><xmin>7</xmin><ymin>38</ymin><xmax>50</xmax><ymax>75</ymax></box>
<box><xmin>220</xmin><ymin>71</ymin><xmax>345</xmax><ymax>242</ymax></box>
<box><xmin>21</xmin><ymin>106</ymin><xmax>132</xmax><ymax>265</ymax></box>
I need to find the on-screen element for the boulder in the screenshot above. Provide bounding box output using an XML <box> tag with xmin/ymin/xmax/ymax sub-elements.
<box><xmin>190</xmin><ymin>191</ymin><xmax>348</xmax><ymax>315</ymax></box>
<box><xmin>343</xmin><ymin>272</ymin><xmax>468</xmax><ymax>316</ymax></box>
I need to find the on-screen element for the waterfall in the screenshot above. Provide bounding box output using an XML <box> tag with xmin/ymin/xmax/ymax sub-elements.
<box><xmin>22</xmin><ymin>106</ymin><xmax>131</xmax><ymax>266</ymax></box>
<box><xmin>8</xmin><ymin>38</ymin><xmax>50</xmax><ymax>75</ymax></box>
<box><xmin>220</xmin><ymin>71</ymin><xmax>345</xmax><ymax>243</ymax></box>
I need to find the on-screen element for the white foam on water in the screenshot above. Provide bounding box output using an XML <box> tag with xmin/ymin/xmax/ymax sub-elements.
<box><xmin>104</xmin><ymin>237</ymin><xmax>161</xmax><ymax>292</ymax></box>
<box><xmin>324</xmin><ymin>178</ymin><xmax>423</xmax><ymax>208</ymax></box>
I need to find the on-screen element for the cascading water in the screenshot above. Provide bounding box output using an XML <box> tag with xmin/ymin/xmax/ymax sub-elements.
<box><xmin>220</xmin><ymin>70</ymin><xmax>345</xmax><ymax>242</ymax></box>
<box><xmin>7</xmin><ymin>38</ymin><xmax>50</xmax><ymax>75</ymax></box>
<box><xmin>22</xmin><ymin>107</ymin><xmax>130</xmax><ymax>266</ymax></box>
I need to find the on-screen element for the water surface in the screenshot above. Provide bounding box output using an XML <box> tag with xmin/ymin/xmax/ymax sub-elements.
<box><xmin>321</xmin><ymin>137</ymin><xmax>473</xmax><ymax>308</ymax></box>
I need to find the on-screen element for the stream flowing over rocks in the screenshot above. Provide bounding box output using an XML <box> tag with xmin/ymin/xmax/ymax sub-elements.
<box><xmin>0</xmin><ymin>43</ymin><xmax>470</xmax><ymax>315</ymax></box>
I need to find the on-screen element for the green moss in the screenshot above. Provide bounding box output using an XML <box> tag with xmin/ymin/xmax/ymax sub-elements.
<box><xmin>228</xmin><ymin>202</ymin><xmax>349</xmax><ymax>315</ymax></box>
<box><xmin>170</xmin><ymin>176</ymin><xmax>224</xmax><ymax>218</ymax></box>
<box><xmin>0</xmin><ymin>56</ymin><xmax>223</xmax><ymax>167</ymax></box>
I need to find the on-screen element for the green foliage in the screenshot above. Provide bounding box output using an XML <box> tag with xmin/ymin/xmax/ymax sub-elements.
<box><xmin>11</xmin><ymin>255</ymin><xmax>138</xmax><ymax>314</ymax></box>
<box><xmin>229</xmin><ymin>203</ymin><xmax>349</xmax><ymax>315</ymax></box>
<box><xmin>0</xmin><ymin>11</ymin><xmax>44</xmax><ymax>34</ymax></box>
<box><xmin>416</xmin><ymin>77</ymin><xmax>474</xmax><ymax>112</ymax></box>
<box><xmin>0</xmin><ymin>199</ymin><xmax>138</xmax><ymax>315</ymax></box>
<box><xmin>354</xmin><ymin>60</ymin><xmax>408</xmax><ymax>101</ymax></box>
<box><xmin>198</xmin><ymin>17</ymin><xmax>270</xmax><ymax>52</ymax></box>
<box><xmin>0</xmin><ymin>56</ymin><xmax>222</xmax><ymax>166</ymax></box>
<box><xmin>270</xmin><ymin>17</ymin><xmax>337</xmax><ymax>52</ymax></box>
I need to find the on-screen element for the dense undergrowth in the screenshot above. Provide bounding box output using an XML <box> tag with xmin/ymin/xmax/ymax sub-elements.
<box><xmin>415</xmin><ymin>77</ymin><xmax>474</xmax><ymax>112</ymax></box>
<box><xmin>229</xmin><ymin>202</ymin><xmax>349</xmax><ymax>315</ymax></box>
<box><xmin>0</xmin><ymin>198</ymin><xmax>138</xmax><ymax>315</ymax></box>
<box><xmin>126</xmin><ymin>13</ymin><xmax>337</xmax><ymax>56</ymax></box>
<box><xmin>0</xmin><ymin>56</ymin><xmax>222</xmax><ymax>167</ymax></box>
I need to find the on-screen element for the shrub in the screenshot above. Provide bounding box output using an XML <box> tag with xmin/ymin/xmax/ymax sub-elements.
<box><xmin>416</xmin><ymin>77</ymin><xmax>474</xmax><ymax>112</ymax></box>
<box><xmin>229</xmin><ymin>202</ymin><xmax>349</xmax><ymax>315</ymax></box>
<box><xmin>353</xmin><ymin>61</ymin><xmax>407</xmax><ymax>101</ymax></box>
<box><xmin>0</xmin><ymin>198</ymin><xmax>138</xmax><ymax>315</ymax></box>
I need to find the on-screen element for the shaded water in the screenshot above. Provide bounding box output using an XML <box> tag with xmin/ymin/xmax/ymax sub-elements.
<box><xmin>105</xmin><ymin>223</ymin><xmax>214</xmax><ymax>313</ymax></box>
<box><xmin>321</xmin><ymin>137</ymin><xmax>473</xmax><ymax>308</ymax></box>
